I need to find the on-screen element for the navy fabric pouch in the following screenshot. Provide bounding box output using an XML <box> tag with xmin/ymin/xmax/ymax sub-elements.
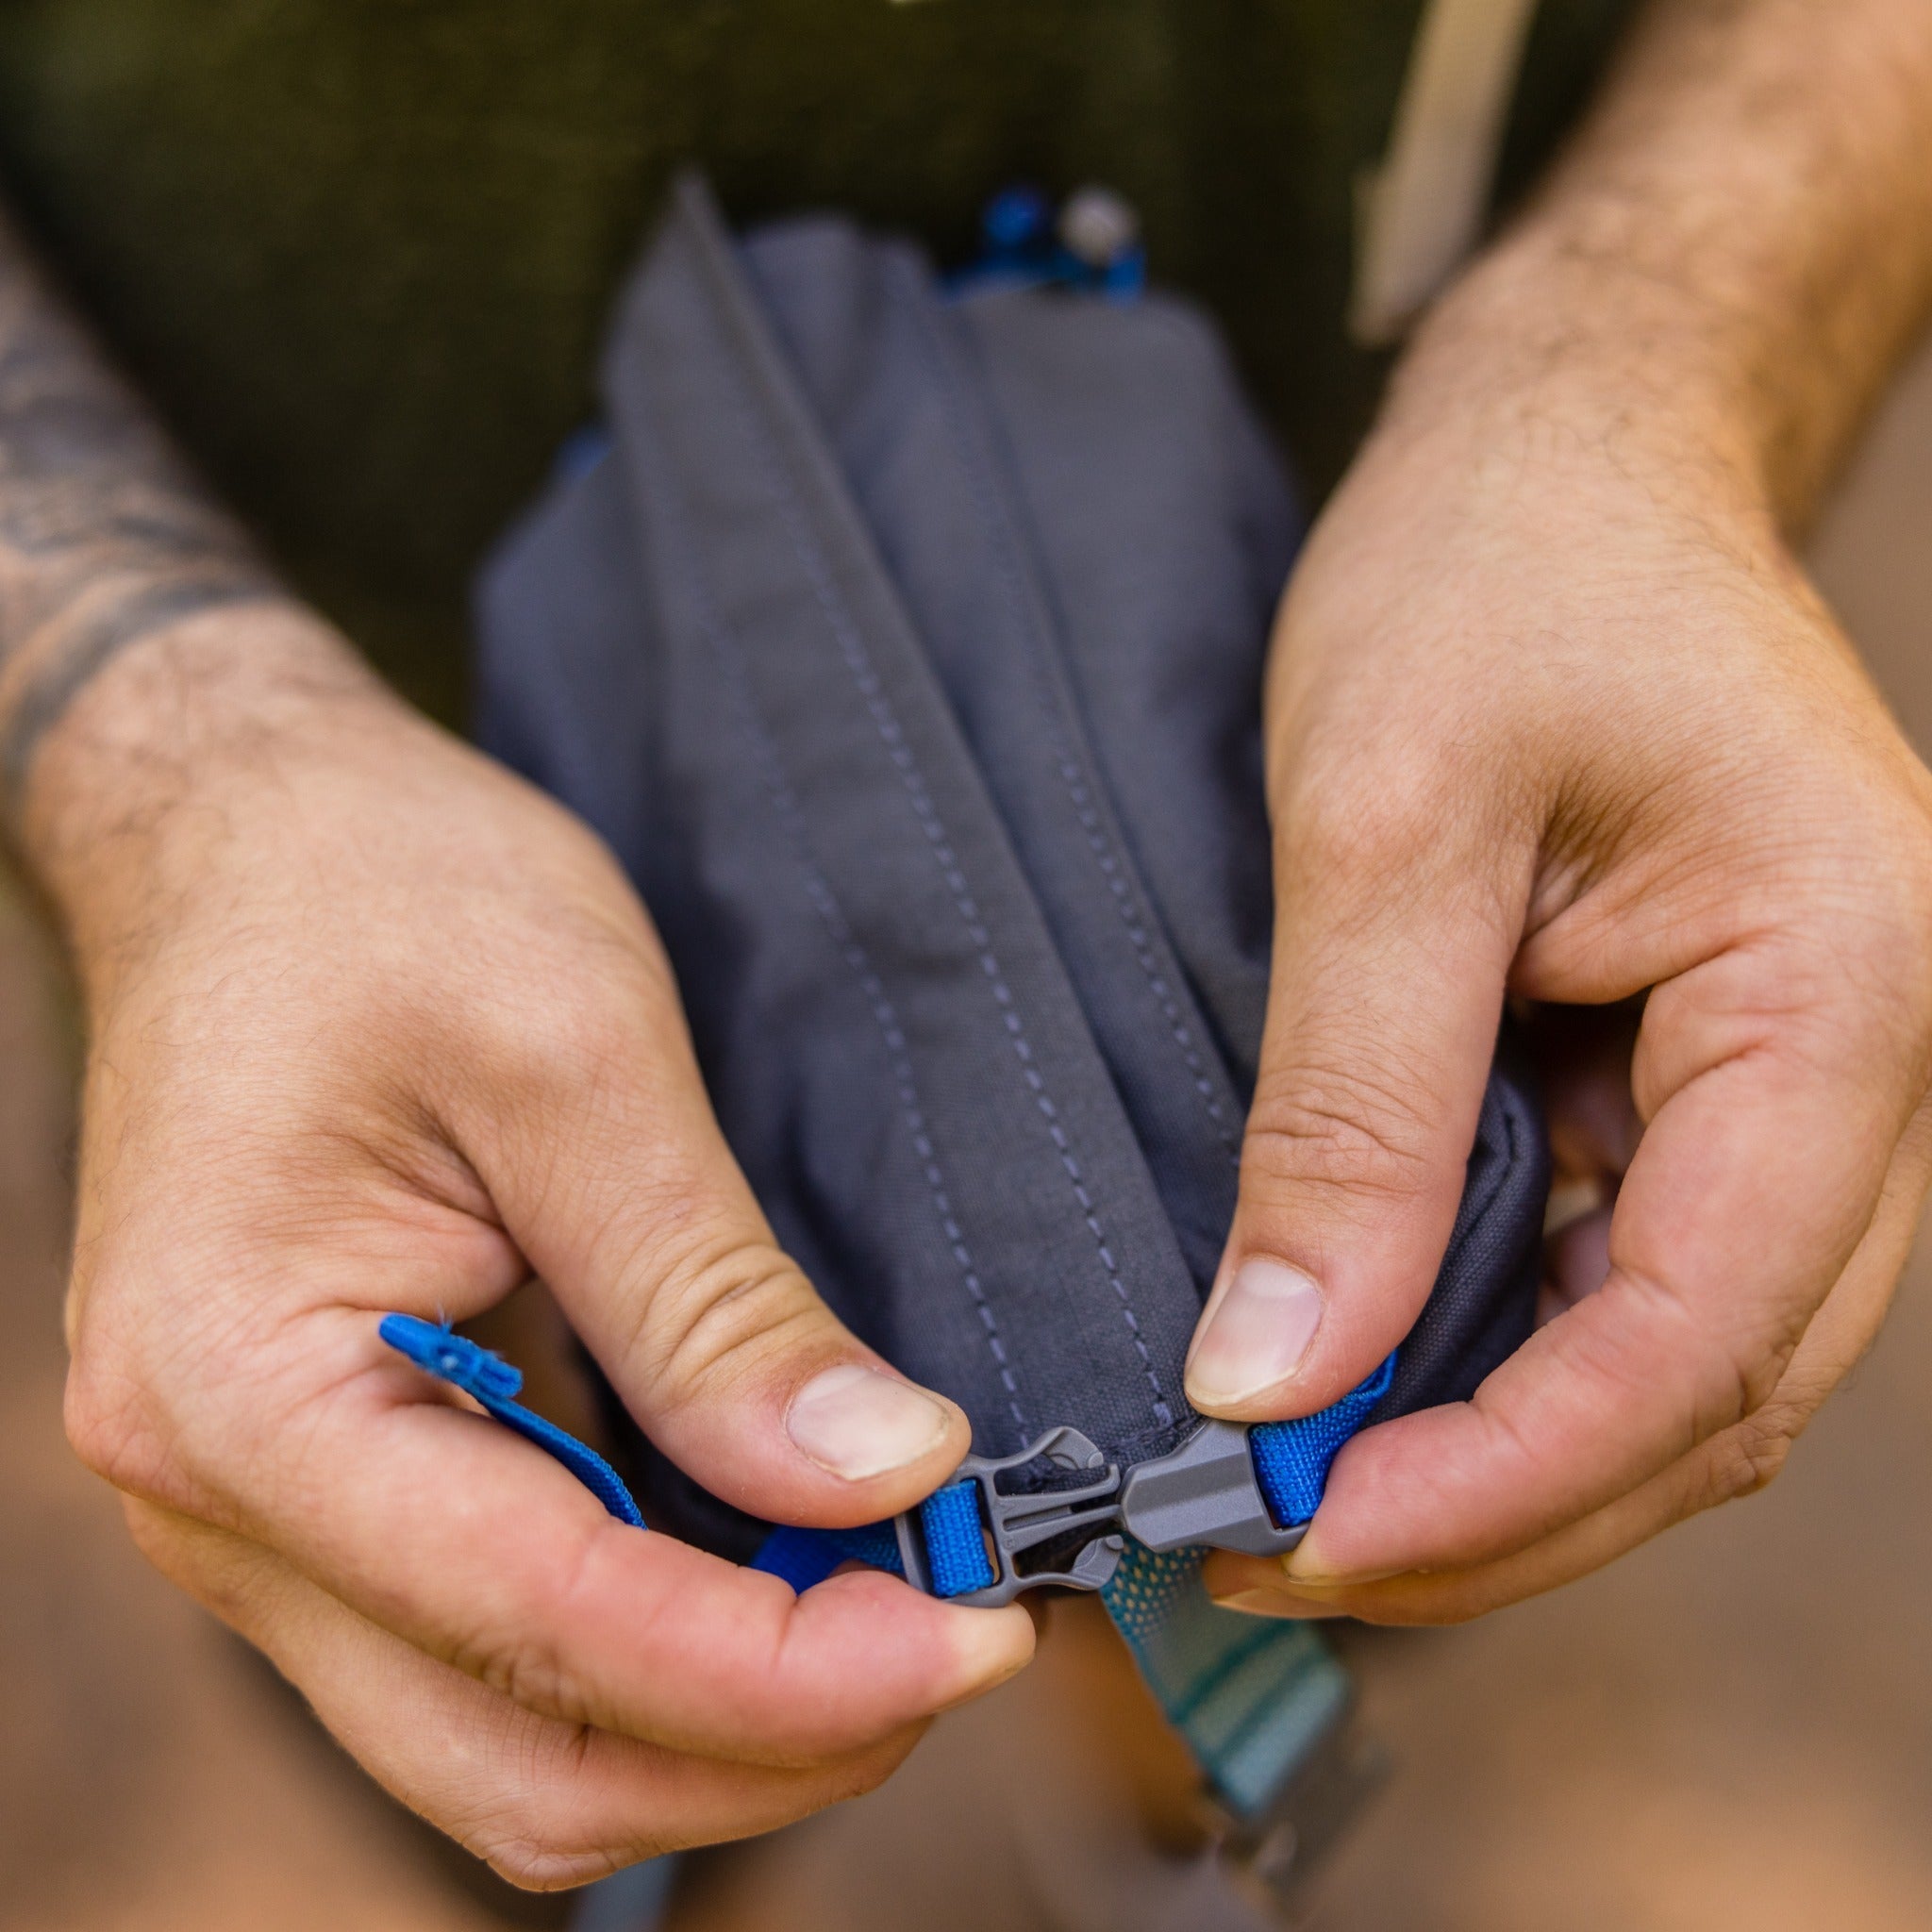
<box><xmin>475</xmin><ymin>175</ymin><xmax>1549</xmax><ymax>1555</ymax></box>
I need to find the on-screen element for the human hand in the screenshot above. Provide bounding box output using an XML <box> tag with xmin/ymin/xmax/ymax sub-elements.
<box><xmin>1184</xmin><ymin>313</ymin><xmax>1932</xmax><ymax>1624</ymax></box>
<box><xmin>37</xmin><ymin>609</ymin><xmax>1031</xmax><ymax>1885</ymax></box>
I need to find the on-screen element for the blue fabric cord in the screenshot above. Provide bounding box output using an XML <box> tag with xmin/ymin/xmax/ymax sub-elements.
<box><xmin>378</xmin><ymin>1313</ymin><xmax>646</xmax><ymax>1529</ymax></box>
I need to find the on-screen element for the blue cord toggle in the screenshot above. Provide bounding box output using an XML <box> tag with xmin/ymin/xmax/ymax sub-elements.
<box><xmin>378</xmin><ymin>1313</ymin><xmax>646</xmax><ymax>1529</ymax></box>
<box><xmin>1247</xmin><ymin>1352</ymin><xmax>1395</xmax><ymax>1528</ymax></box>
<box><xmin>947</xmin><ymin>183</ymin><xmax>1147</xmax><ymax>303</ymax></box>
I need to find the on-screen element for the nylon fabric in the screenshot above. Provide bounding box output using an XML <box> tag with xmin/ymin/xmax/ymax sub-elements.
<box><xmin>477</xmin><ymin>178</ymin><xmax>1550</xmax><ymax>1497</ymax></box>
<box><xmin>751</xmin><ymin>1521</ymin><xmax>904</xmax><ymax>1593</ymax></box>
<box><xmin>748</xmin><ymin>1484</ymin><xmax>996</xmax><ymax>1599</ymax></box>
<box><xmin>474</xmin><ymin>175</ymin><xmax>1552</xmax><ymax>1821</ymax></box>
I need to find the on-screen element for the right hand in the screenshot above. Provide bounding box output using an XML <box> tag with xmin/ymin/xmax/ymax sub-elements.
<box><xmin>35</xmin><ymin>608</ymin><xmax>1033</xmax><ymax>1888</ymax></box>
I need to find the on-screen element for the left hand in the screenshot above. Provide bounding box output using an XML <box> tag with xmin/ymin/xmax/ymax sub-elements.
<box><xmin>1183</xmin><ymin>341</ymin><xmax>1932</xmax><ymax>1624</ymax></box>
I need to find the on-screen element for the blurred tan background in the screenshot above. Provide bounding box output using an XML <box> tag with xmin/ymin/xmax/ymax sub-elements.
<box><xmin>5</xmin><ymin>340</ymin><xmax>1932</xmax><ymax>1932</ymax></box>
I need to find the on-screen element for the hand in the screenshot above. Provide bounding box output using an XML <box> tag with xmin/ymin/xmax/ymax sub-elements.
<box><xmin>41</xmin><ymin>609</ymin><xmax>1032</xmax><ymax>1886</ymax></box>
<box><xmin>1185</xmin><ymin>337</ymin><xmax>1932</xmax><ymax>1624</ymax></box>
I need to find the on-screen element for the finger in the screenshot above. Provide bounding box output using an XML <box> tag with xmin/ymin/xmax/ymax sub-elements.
<box><xmin>1526</xmin><ymin>998</ymin><xmax>1642</xmax><ymax>1184</ymax></box>
<box><xmin>1206</xmin><ymin>1132</ymin><xmax>1922</xmax><ymax>1622</ymax></box>
<box><xmin>1252</xmin><ymin>1058</ymin><xmax>1932</xmax><ymax>1599</ymax></box>
<box><xmin>1542</xmin><ymin>1202</ymin><xmax>1613</xmax><ymax>1320</ymax></box>
<box><xmin>76</xmin><ymin>1296</ymin><xmax>1033</xmax><ymax>1763</ymax></box>
<box><xmin>128</xmin><ymin>1504</ymin><xmax>922</xmax><ymax>1889</ymax></box>
<box><xmin>1186</xmin><ymin>729</ymin><xmax>1528</xmax><ymax>1420</ymax></box>
<box><xmin>445</xmin><ymin>920</ymin><xmax>973</xmax><ymax>1528</ymax></box>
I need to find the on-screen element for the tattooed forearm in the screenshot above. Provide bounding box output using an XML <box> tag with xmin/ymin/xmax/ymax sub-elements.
<box><xmin>0</xmin><ymin>211</ymin><xmax>280</xmax><ymax>803</ymax></box>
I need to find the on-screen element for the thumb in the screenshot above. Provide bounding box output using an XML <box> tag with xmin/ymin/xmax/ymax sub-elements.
<box><xmin>464</xmin><ymin>963</ymin><xmax>972</xmax><ymax>1531</ymax></box>
<box><xmin>1187</xmin><ymin>769</ymin><xmax>1525</xmax><ymax>1421</ymax></box>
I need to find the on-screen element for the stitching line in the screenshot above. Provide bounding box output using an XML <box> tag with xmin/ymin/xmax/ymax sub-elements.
<box><xmin>896</xmin><ymin>266</ymin><xmax>1241</xmax><ymax>1173</ymax></box>
<box><xmin>632</xmin><ymin>398</ymin><xmax>1029</xmax><ymax>1438</ymax></box>
<box><xmin>690</xmin><ymin>231</ymin><xmax>1173</xmax><ymax>1433</ymax></box>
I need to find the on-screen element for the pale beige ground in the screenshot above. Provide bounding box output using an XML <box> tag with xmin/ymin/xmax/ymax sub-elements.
<box><xmin>4</xmin><ymin>344</ymin><xmax>1932</xmax><ymax>1932</ymax></box>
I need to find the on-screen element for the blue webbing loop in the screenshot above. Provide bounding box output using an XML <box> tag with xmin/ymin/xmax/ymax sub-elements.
<box><xmin>377</xmin><ymin>1313</ymin><xmax>1390</xmax><ymax>1564</ymax></box>
<box><xmin>749</xmin><ymin>1482</ymin><xmax>993</xmax><ymax>1597</ymax></box>
<box><xmin>1247</xmin><ymin>1352</ymin><xmax>1396</xmax><ymax>1528</ymax></box>
<box><xmin>378</xmin><ymin>1313</ymin><xmax>646</xmax><ymax>1529</ymax></box>
<box><xmin>375</xmin><ymin>1312</ymin><xmax>1377</xmax><ymax>1824</ymax></box>
<box><xmin>917</xmin><ymin>1480</ymin><xmax>998</xmax><ymax>1595</ymax></box>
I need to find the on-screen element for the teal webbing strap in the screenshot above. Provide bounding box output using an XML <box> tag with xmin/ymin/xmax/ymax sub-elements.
<box><xmin>1104</xmin><ymin>1542</ymin><xmax>1347</xmax><ymax>1820</ymax></box>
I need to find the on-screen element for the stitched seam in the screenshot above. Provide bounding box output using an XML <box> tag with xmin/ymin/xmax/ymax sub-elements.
<box><xmin>732</xmin><ymin>672</ymin><xmax>1031</xmax><ymax>1437</ymax></box>
<box><xmin>691</xmin><ymin>234</ymin><xmax>1172</xmax><ymax>1432</ymax></box>
<box><xmin>900</xmin><ymin>267</ymin><xmax>1240</xmax><ymax>1169</ymax></box>
<box><xmin>636</xmin><ymin>423</ymin><xmax>1030</xmax><ymax>1438</ymax></box>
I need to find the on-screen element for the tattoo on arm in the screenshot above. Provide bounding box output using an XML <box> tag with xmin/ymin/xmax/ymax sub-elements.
<box><xmin>0</xmin><ymin>211</ymin><xmax>280</xmax><ymax>803</ymax></box>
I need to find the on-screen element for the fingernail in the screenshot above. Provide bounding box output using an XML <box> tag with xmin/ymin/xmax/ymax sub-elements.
<box><xmin>935</xmin><ymin>1609</ymin><xmax>1038</xmax><ymax>1708</ymax></box>
<box><xmin>787</xmin><ymin>1363</ymin><xmax>951</xmax><ymax>1480</ymax></box>
<box><xmin>1282</xmin><ymin>1539</ymin><xmax>1403</xmax><ymax>1589</ymax></box>
<box><xmin>1210</xmin><ymin>1588</ymin><xmax>1344</xmax><ymax>1621</ymax></box>
<box><xmin>1185</xmin><ymin>1257</ymin><xmax>1324</xmax><ymax>1408</ymax></box>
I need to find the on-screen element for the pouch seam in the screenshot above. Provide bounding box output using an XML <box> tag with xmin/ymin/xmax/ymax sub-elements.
<box><xmin>896</xmin><ymin>262</ymin><xmax>1244</xmax><ymax>1170</ymax></box>
<box><xmin>626</xmin><ymin>367</ymin><xmax>1033</xmax><ymax>1441</ymax></box>
<box><xmin>674</xmin><ymin>187</ymin><xmax>1174</xmax><ymax>1432</ymax></box>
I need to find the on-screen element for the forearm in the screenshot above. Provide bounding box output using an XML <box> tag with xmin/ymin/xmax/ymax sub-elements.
<box><xmin>0</xmin><ymin>212</ymin><xmax>390</xmax><ymax>971</ymax></box>
<box><xmin>1387</xmin><ymin>0</ymin><xmax>1932</xmax><ymax>529</ymax></box>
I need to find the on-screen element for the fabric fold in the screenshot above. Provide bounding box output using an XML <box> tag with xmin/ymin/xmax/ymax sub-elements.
<box><xmin>474</xmin><ymin>172</ymin><xmax>1551</xmax><ymax>1824</ymax></box>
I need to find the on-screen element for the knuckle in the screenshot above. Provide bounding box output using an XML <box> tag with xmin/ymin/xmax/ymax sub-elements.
<box><xmin>471</xmin><ymin>1824</ymin><xmax>629</xmax><ymax>1885</ymax></box>
<box><xmin>635</xmin><ymin>1235</ymin><xmax>826</xmax><ymax>1412</ymax></box>
<box><xmin>490</xmin><ymin>974</ymin><xmax>637</xmax><ymax>1105</ymax></box>
<box><xmin>491</xmin><ymin>1641</ymin><xmax>593</xmax><ymax>1729</ymax></box>
<box><xmin>1278</xmin><ymin>736</ymin><xmax>1490</xmax><ymax>886</ymax></box>
<box><xmin>1243</xmin><ymin>1057</ymin><xmax>1442</xmax><ymax>1208</ymax></box>
<box><xmin>443</xmin><ymin>1701</ymin><xmax>645</xmax><ymax>1890</ymax></box>
<box><xmin>443</xmin><ymin>1524</ymin><xmax>625</xmax><ymax>1732</ymax></box>
<box><xmin>455</xmin><ymin>1722</ymin><xmax>688</xmax><ymax>1893</ymax></box>
<box><xmin>1695</xmin><ymin>1411</ymin><xmax>1796</xmax><ymax>1511</ymax></box>
<box><xmin>826</xmin><ymin>1732</ymin><xmax>921</xmax><ymax>1804</ymax></box>
<box><xmin>471</xmin><ymin>1821</ymin><xmax>635</xmax><ymax>1893</ymax></box>
<box><xmin>447</xmin><ymin>1618</ymin><xmax>596</xmax><ymax>1731</ymax></box>
<box><xmin>1612</xmin><ymin>1264</ymin><xmax>1772</xmax><ymax>1446</ymax></box>
<box><xmin>62</xmin><ymin>1338</ymin><xmax>192</xmax><ymax>1507</ymax></box>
